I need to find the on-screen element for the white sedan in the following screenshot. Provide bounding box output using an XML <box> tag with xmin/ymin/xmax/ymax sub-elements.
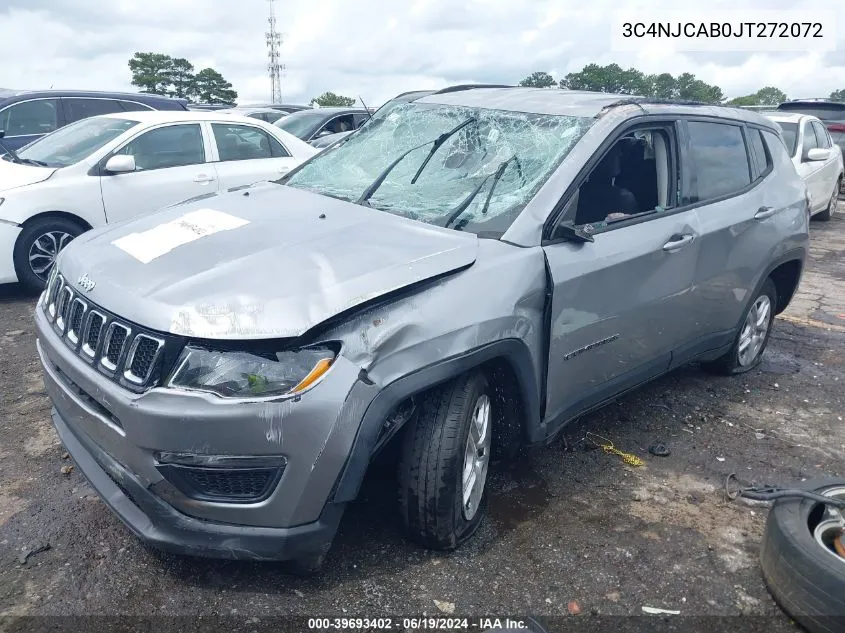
<box><xmin>0</xmin><ymin>110</ymin><xmax>317</xmax><ymax>289</ymax></box>
<box><xmin>765</xmin><ymin>111</ymin><xmax>844</xmax><ymax>221</ymax></box>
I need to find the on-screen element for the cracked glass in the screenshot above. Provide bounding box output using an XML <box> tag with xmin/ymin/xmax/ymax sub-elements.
<box><xmin>283</xmin><ymin>102</ymin><xmax>594</xmax><ymax>236</ymax></box>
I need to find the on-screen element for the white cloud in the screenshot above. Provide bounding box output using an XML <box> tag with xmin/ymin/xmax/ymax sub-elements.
<box><xmin>0</xmin><ymin>0</ymin><xmax>843</xmax><ymax>106</ymax></box>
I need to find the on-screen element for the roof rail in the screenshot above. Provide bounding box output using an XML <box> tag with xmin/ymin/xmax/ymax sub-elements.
<box><xmin>786</xmin><ymin>98</ymin><xmax>837</xmax><ymax>102</ymax></box>
<box><xmin>434</xmin><ymin>84</ymin><xmax>513</xmax><ymax>94</ymax></box>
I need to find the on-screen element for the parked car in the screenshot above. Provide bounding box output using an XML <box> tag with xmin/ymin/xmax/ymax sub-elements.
<box><xmin>0</xmin><ymin>111</ymin><xmax>316</xmax><ymax>290</ymax></box>
<box><xmin>777</xmin><ymin>99</ymin><xmax>845</xmax><ymax>169</ymax></box>
<box><xmin>0</xmin><ymin>90</ymin><xmax>188</xmax><ymax>152</ymax></box>
<box><xmin>35</xmin><ymin>87</ymin><xmax>808</xmax><ymax>571</ymax></box>
<box><xmin>217</xmin><ymin>107</ymin><xmax>287</xmax><ymax>124</ymax></box>
<box><xmin>764</xmin><ymin>112</ymin><xmax>843</xmax><ymax>220</ymax></box>
<box><xmin>274</xmin><ymin>107</ymin><xmax>371</xmax><ymax>144</ymax></box>
<box><xmin>248</xmin><ymin>103</ymin><xmax>312</xmax><ymax>114</ymax></box>
<box><xmin>187</xmin><ymin>103</ymin><xmax>233</xmax><ymax>112</ymax></box>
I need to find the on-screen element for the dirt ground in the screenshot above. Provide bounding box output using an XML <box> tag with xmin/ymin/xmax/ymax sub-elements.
<box><xmin>0</xmin><ymin>207</ymin><xmax>843</xmax><ymax>630</ymax></box>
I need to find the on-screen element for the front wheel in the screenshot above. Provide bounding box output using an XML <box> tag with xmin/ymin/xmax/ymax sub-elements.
<box><xmin>815</xmin><ymin>177</ymin><xmax>840</xmax><ymax>222</ymax></box>
<box><xmin>398</xmin><ymin>371</ymin><xmax>492</xmax><ymax>549</ymax></box>
<box><xmin>704</xmin><ymin>278</ymin><xmax>777</xmax><ymax>375</ymax></box>
<box><xmin>13</xmin><ymin>216</ymin><xmax>85</xmax><ymax>292</ymax></box>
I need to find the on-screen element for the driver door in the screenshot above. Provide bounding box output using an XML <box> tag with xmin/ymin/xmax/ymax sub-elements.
<box><xmin>99</xmin><ymin>122</ymin><xmax>220</xmax><ymax>224</ymax></box>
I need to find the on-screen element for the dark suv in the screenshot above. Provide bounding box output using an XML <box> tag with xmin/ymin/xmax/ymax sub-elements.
<box><xmin>777</xmin><ymin>99</ymin><xmax>845</xmax><ymax>164</ymax></box>
<box><xmin>0</xmin><ymin>90</ymin><xmax>188</xmax><ymax>151</ymax></box>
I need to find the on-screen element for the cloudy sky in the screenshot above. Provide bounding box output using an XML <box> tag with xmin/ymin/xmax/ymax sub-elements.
<box><xmin>0</xmin><ymin>0</ymin><xmax>843</xmax><ymax>106</ymax></box>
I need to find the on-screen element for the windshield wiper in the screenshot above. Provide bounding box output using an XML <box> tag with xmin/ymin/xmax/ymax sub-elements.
<box><xmin>410</xmin><ymin>117</ymin><xmax>476</xmax><ymax>184</ymax></box>
<box><xmin>441</xmin><ymin>155</ymin><xmax>520</xmax><ymax>230</ymax></box>
<box><xmin>0</xmin><ymin>137</ymin><xmax>22</xmax><ymax>164</ymax></box>
<box><xmin>19</xmin><ymin>158</ymin><xmax>49</xmax><ymax>167</ymax></box>
<box><xmin>355</xmin><ymin>117</ymin><xmax>476</xmax><ymax>207</ymax></box>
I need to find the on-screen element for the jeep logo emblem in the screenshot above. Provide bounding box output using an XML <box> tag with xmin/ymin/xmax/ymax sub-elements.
<box><xmin>77</xmin><ymin>274</ymin><xmax>96</xmax><ymax>293</ymax></box>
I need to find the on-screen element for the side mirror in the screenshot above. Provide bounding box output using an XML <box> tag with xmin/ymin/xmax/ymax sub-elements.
<box><xmin>104</xmin><ymin>154</ymin><xmax>136</xmax><ymax>173</ymax></box>
<box><xmin>554</xmin><ymin>221</ymin><xmax>594</xmax><ymax>243</ymax></box>
<box><xmin>805</xmin><ymin>147</ymin><xmax>831</xmax><ymax>162</ymax></box>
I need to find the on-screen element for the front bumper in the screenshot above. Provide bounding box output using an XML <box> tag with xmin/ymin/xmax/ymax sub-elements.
<box><xmin>51</xmin><ymin>406</ymin><xmax>343</xmax><ymax>560</ymax></box>
<box><xmin>0</xmin><ymin>220</ymin><xmax>21</xmax><ymax>284</ymax></box>
<box><xmin>35</xmin><ymin>301</ymin><xmax>381</xmax><ymax>560</ymax></box>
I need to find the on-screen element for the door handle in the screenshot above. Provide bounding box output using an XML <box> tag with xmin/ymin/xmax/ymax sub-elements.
<box><xmin>193</xmin><ymin>174</ymin><xmax>215</xmax><ymax>184</ymax></box>
<box><xmin>754</xmin><ymin>206</ymin><xmax>775</xmax><ymax>219</ymax></box>
<box><xmin>662</xmin><ymin>234</ymin><xmax>695</xmax><ymax>252</ymax></box>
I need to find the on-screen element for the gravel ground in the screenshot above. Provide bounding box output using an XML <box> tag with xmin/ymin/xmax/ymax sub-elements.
<box><xmin>0</xmin><ymin>207</ymin><xmax>843</xmax><ymax>631</ymax></box>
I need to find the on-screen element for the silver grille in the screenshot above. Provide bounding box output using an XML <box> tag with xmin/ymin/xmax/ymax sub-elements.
<box><xmin>42</xmin><ymin>274</ymin><xmax>166</xmax><ymax>391</ymax></box>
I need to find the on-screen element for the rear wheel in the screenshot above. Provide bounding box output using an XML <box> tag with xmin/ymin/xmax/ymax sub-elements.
<box><xmin>705</xmin><ymin>278</ymin><xmax>777</xmax><ymax>375</ymax></box>
<box><xmin>399</xmin><ymin>371</ymin><xmax>492</xmax><ymax>549</ymax></box>
<box><xmin>13</xmin><ymin>216</ymin><xmax>85</xmax><ymax>293</ymax></box>
<box><xmin>815</xmin><ymin>178</ymin><xmax>840</xmax><ymax>222</ymax></box>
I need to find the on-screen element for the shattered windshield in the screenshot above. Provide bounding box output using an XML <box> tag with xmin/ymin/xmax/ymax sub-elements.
<box><xmin>283</xmin><ymin>102</ymin><xmax>594</xmax><ymax>236</ymax></box>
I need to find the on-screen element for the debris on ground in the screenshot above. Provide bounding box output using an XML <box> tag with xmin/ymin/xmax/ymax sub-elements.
<box><xmin>642</xmin><ymin>606</ymin><xmax>681</xmax><ymax>615</ymax></box>
<box><xmin>60</xmin><ymin>465</ymin><xmax>73</xmax><ymax>476</ymax></box>
<box><xmin>434</xmin><ymin>600</ymin><xmax>455</xmax><ymax>614</ymax></box>
<box><xmin>18</xmin><ymin>543</ymin><xmax>51</xmax><ymax>565</ymax></box>
<box><xmin>585</xmin><ymin>433</ymin><xmax>644</xmax><ymax>467</ymax></box>
<box><xmin>567</xmin><ymin>600</ymin><xmax>582</xmax><ymax>615</ymax></box>
<box><xmin>648</xmin><ymin>443</ymin><xmax>671</xmax><ymax>457</ymax></box>
<box><xmin>4</xmin><ymin>330</ymin><xmax>24</xmax><ymax>337</ymax></box>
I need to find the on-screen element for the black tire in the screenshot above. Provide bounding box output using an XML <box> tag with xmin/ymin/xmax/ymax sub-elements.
<box><xmin>760</xmin><ymin>479</ymin><xmax>845</xmax><ymax>633</ymax></box>
<box><xmin>399</xmin><ymin>371</ymin><xmax>491</xmax><ymax>549</ymax></box>
<box><xmin>704</xmin><ymin>277</ymin><xmax>777</xmax><ymax>375</ymax></box>
<box><xmin>816</xmin><ymin>178</ymin><xmax>840</xmax><ymax>222</ymax></box>
<box><xmin>13</xmin><ymin>216</ymin><xmax>85</xmax><ymax>293</ymax></box>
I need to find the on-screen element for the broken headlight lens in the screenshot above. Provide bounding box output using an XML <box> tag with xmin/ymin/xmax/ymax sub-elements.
<box><xmin>165</xmin><ymin>344</ymin><xmax>337</xmax><ymax>398</ymax></box>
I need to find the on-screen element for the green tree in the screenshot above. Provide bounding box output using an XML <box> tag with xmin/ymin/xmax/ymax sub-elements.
<box><xmin>310</xmin><ymin>91</ymin><xmax>356</xmax><ymax>107</ymax></box>
<box><xmin>169</xmin><ymin>57</ymin><xmax>196</xmax><ymax>100</ymax></box>
<box><xmin>519</xmin><ymin>71</ymin><xmax>556</xmax><ymax>88</ymax></box>
<box><xmin>646</xmin><ymin>73</ymin><xmax>677</xmax><ymax>99</ymax></box>
<box><xmin>192</xmin><ymin>68</ymin><xmax>237</xmax><ymax>104</ymax></box>
<box><xmin>829</xmin><ymin>88</ymin><xmax>845</xmax><ymax>102</ymax></box>
<box><xmin>754</xmin><ymin>86</ymin><xmax>787</xmax><ymax>105</ymax></box>
<box><xmin>128</xmin><ymin>52</ymin><xmax>173</xmax><ymax>95</ymax></box>
<box><xmin>726</xmin><ymin>94</ymin><xmax>761</xmax><ymax>106</ymax></box>
<box><xmin>560</xmin><ymin>63</ymin><xmax>649</xmax><ymax>95</ymax></box>
<box><xmin>675</xmin><ymin>72</ymin><xmax>724</xmax><ymax>103</ymax></box>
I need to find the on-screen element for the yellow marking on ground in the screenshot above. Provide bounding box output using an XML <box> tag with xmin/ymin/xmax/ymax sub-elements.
<box><xmin>777</xmin><ymin>314</ymin><xmax>845</xmax><ymax>333</ymax></box>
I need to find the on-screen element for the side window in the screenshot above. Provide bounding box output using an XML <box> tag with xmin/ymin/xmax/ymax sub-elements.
<box><xmin>747</xmin><ymin>128</ymin><xmax>771</xmax><ymax>180</ymax></box>
<box><xmin>0</xmin><ymin>99</ymin><xmax>59</xmax><ymax>136</ymax></box>
<box><xmin>573</xmin><ymin>127</ymin><xmax>674</xmax><ymax>228</ymax></box>
<box><xmin>801</xmin><ymin>121</ymin><xmax>819</xmax><ymax>158</ymax></box>
<box><xmin>686</xmin><ymin>121</ymin><xmax>751</xmax><ymax>202</ymax></box>
<box><xmin>65</xmin><ymin>98</ymin><xmax>124</xmax><ymax>122</ymax></box>
<box><xmin>116</xmin><ymin>124</ymin><xmax>205</xmax><ymax>170</ymax></box>
<box><xmin>811</xmin><ymin>121</ymin><xmax>831</xmax><ymax>149</ymax></box>
<box><xmin>119</xmin><ymin>100</ymin><xmax>153</xmax><ymax>113</ymax></box>
<box><xmin>211</xmin><ymin>123</ymin><xmax>290</xmax><ymax>161</ymax></box>
<box><xmin>761</xmin><ymin>129</ymin><xmax>795</xmax><ymax>173</ymax></box>
<box><xmin>321</xmin><ymin>115</ymin><xmax>355</xmax><ymax>136</ymax></box>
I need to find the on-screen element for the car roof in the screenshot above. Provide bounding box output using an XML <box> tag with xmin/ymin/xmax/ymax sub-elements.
<box><xmin>99</xmin><ymin>110</ymin><xmax>272</xmax><ymax>124</ymax></box>
<box><xmin>0</xmin><ymin>89</ymin><xmax>183</xmax><ymax>103</ymax></box>
<box><xmin>414</xmin><ymin>86</ymin><xmax>779</xmax><ymax>128</ymax></box>
<box><xmin>764</xmin><ymin>112</ymin><xmax>813</xmax><ymax>123</ymax></box>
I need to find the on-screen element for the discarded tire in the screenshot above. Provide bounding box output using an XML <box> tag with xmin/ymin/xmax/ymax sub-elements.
<box><xmin>760</xmin><ymin>479</ymin><xmax>845</xmax><ymax>633</ymax></box>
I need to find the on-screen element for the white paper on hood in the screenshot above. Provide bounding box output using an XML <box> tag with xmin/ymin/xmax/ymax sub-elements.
<box><xmin>112</xmin><ymin>208</ymin><xmax>249</xmax><ymax>264</ymax></box>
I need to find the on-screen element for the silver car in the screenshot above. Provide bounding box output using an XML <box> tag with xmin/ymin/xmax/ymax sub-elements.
<box><xmin>34</xmin><ymin>87</ymin><xmax>809</xmax><ymax>571</ymax></box>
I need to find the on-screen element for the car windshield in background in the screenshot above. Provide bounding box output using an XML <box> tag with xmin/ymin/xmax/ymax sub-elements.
<box><xmin>283</xmin><ymin>102</ymin><xmax>593</xmax><ymax>236</ymax></box>
<box><xmin>274</xmin><ymin>111</ymin><xmax>331</xmax><ymax>139</ymax></box>
<box><xmin>16</xmin><ymin>117</ymin><xmax>138</xmax><ymax>168</ymax></box>
<box><xmin>775</xmin><ymin>121</ymin><xmax>799</xmax><ymax>156</ymax></box>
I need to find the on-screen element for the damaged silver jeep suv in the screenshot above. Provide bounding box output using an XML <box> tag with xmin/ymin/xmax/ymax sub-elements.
<box><xmin>35</xmin><ymin>87</ymin><xmax>808</xmax><ymax>570</ymax></box>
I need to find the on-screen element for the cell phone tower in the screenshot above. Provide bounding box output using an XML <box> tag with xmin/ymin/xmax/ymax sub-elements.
<box><xmin>266</xmin><ymin>0</ymin><xmax>285</xmax><ymax>103</ymax></box>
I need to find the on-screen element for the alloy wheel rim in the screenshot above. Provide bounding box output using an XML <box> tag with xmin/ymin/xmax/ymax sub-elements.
<box><xmin>28</xmin><ymin>231</ymin><xmax>74</xmax><ymax>281</ymax></box>
<box><xmin>811</xmin><ymin>486</ymin><xmax>845</xmax><ymax>565</ymax></box>
<box><xmin>830</xmin><ymin>186</ymin><xmax>838</xmax><ymax>217</ymax></box>
<box><xmin>462</xmin><ymin>393</ymin><xmax>491</xmax><ymax>521</ymax></box>
<box><xmin>737</xmin><ymin>295</ymin><xmax>772</xmax><ymax>366</ymax></box>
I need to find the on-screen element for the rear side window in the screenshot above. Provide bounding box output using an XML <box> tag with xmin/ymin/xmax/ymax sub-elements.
<box><xmin>212</xmin><ymin>123</ymin><xmax>290</xmax><ymax>161</ymax></box>
<box><xmin>761</xmin><ymin>129</ymin><xmax>795</xmax><ymax>174</ymax></box>
<box><xmin>686</xmin><ymin>121</ymin><xmax>751</xmax><ymax>201</ymax></box>
<box><xmin>747</xmin><ymin>128</ymin><xmax>771</xmax><ymax>179</ymax></box>
<box><xmin>119</xmin><ymin>100</ymin><xmax>153</xmax><ymax>112</ymax></box>
<box><xmin>65</xmin><ymin>98</ymin><xmax>124</xmax><ymax>122</ymax></box>
<box><xmin>0</xmin><ymin>99</ymin><xmax>59</xmax><ymax>136</ymax></box>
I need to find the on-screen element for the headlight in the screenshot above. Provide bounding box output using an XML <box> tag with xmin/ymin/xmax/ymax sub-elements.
<box><xmin>166</xmin><ymin>344</ymin><xmax>337</xmax><ymax>398</ymax></box>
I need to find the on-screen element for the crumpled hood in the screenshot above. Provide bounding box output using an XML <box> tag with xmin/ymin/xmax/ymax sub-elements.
<box><xmin>57</xmin><ymin>183</ymin><xmax>478</xmax><ymax>339</ymax></box>
<box><xmin>0</xmin><ymin>159</ymin><xmax>56</xmax><ymax>194</ymax></box>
